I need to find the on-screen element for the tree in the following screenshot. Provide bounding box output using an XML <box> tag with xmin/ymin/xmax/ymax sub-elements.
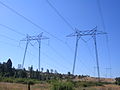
<box><xmin>46</xmin><ymin>69</ymin><xmax>49</xmax><ymax>74</ymax></box>
<box><xmin>68</xmin><ymin>72</ymin><xmax>71</xmax><ymax>76</ymax></box>
<box><xmin>50</xmin><ymin>69</ymin><xmax>53</xmax><ymax>73</ymax></box>
<box><xmin>6</xmin><ymin>58</ymin><xmax>13</xmax><ymax>77</ymax></box>
<box><xmin>41</xmin><ymin>68</ymin><xmax>43</xmax><ymax>72</ymax></box>
<box><xmin>35</xmin><ymin>69</ymin><xmax>39</xmax><ymax>79</ymax></box>
<box><xmin>0</xmin><ymin>59</ymin><xmax>14</xmax><ymax>77</ymax></box>
<box><xmin>7</xmin><ymin>58</ymin><xmax>12</xmax><ymax>69</ymax></box>
<box><xmin>28</xmin><ymin>65</ymin><xmax>33</xmax><ymax>78</ymax></box>
<box><xmin>0</xmin><ymin>62</ymin><xmax>6</xmax><ymax>76</ymax></box>
<box><xmin>54</xmin><ymin>70</ymin><xmax>58</xmax><ymax>74</ymax></box>
<box><xmin>115</xmin><ymin>77</ymin><xmax>120</xmax><ymax>85</ymax></box>
<box><xmin>18</xmin><ymin>68</ymin><xmax>27</xmax><ymax>78</ymax></box>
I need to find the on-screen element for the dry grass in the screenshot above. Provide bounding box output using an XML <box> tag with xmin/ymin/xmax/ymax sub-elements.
<box><xmin>0</xmin><ymin>82</ymin><xmax>27</xmax><ymax>90</ymax></box>
<box><xmin>31</xmin><ymin>83</ymin><xmax>51</xmax><ymax>90</ymax></box>
<box><xmin>76</xmin><ymin>84</ymin><xmax>120</xmax><ymax>90</ymax></box>
<box><xmin>94</xmin><ymin>84</ymin><xmax>120</xmax><ymax>90</ymax></box>
<box><xmin>0</xmin><ymin>82</ymin><xmax>50</xmax><ymax>90</ymax></box>
<box><xmin>74</xmin><ymin>76</ymin><xmax>115</xmax><ymax>83</ymax></box>
<box><xmin>0</xmin><ymin>82</ymin><xmax>120</xmax><ymax>90</ymax></box>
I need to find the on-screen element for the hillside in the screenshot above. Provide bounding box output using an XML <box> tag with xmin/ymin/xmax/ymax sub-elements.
<box><xmin>73</xmin><ymin>76</ymin><xmax>115</xmax><ymax>83</ymax></box>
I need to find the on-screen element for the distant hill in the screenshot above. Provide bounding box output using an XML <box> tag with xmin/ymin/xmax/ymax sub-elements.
<box><xmin>73</xmin><ymin>76</ymin><xmax>115</xmax><ymax>83</ymax></box>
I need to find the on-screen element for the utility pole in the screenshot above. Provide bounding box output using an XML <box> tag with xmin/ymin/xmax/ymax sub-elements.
<box><xmin>67</xmin><ymin>27</ymin><xmax>106</xmax><ymax>82</ymax></box>
<box><xmin>21</xmin><ymin>33</ymin><xmax>49</xmax><ymax>72</ymax></box>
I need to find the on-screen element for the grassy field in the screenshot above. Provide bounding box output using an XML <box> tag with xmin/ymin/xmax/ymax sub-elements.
<box><xmin>0</xmin><ymin>82</ymin><xmax>120</xmax><ymax>90</ymax></box>
<box><xmin>0</xmin><ymin>82</ymin><xmax>50</xmax><ymax>90</ymax></box>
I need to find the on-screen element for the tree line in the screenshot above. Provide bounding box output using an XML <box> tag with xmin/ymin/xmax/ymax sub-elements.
<box><xmin>0</xmin><ymin>58</ymin><xmax>89</xmax><ymax>81</ymax></box>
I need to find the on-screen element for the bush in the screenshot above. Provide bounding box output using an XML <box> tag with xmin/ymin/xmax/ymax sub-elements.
<box><xmin>115</xmin><ymin>77</ymin><xmax>120</xmax><ymax>85</ymax></box>
<box><xmin>52</xmin><ymin>81</ymin><xmax>74</xmax><ymax>90</ymax></box>
<box><xmin>2</xmin><ymin>77</ymin><xmax>13</xmax><ymax>83</ymax></box>
<box><xmin>14</xmin><ymin>78</ymin><xmax>39</xmax><ymax>85</ymax></box>
<box><xmin>14</xmin><ymin>78</ymin><xmax>27</xmax><ymax>84</ymax></box>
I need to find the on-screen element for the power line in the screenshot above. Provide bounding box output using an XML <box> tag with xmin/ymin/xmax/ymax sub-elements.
<box><xmin>0</xmin><ymin>24</ymin><xmax>41</xmax><ymax>68</ymax></box>
<box><xmin>76</xmin><ymin>56</ymin><xmax>95</xmax><ymax>76</ymax></box>
<box><xmin>48</xmin><ymin>45</ymin><xmax>72</xmax><ymax>64</ymax></box>
<box><xmin>26</xmin><ymin>45</ymin><xmax>71</xmax><ymax>73</ymax></box>
<box><xmin>0</xmin><ymin>24</ymin><xmax>25</xmax><ymax>36</ymax></box>
<box><xmin>65</xmin><ymin>38</ymin><xmax>74</xmax><ymax>52</ymax></box>
<box><xmin>27</xmin><ymin>40</ymin><xmax>72</xmax><ymax>72</ymax></box>
<box><xmin>79</xmin><ymin>36</ymin><xmax>99</xmax><ymax>77</ymax></box>
<box><xmin>0</xmin><ymin>1</ymin><xmax>67</xmax><ymax>44</ymax></box>
<box><xmin>81</xmin><ymin>38</ymin><xmax>97</xmax><ymax>71</ymax></box>
<box><xmin>97</xmin><ymin>0</ymin><xmax>106</xmax><ymax>32</ymax></box>
<box><xmin>32</xmin><ymin>41</ymin><xmax>73</xmax><ymax>70</ymax></box>
<box><xmin>97</xmin><ymin>0</ymin><xmax>112</xmax><ymax>78</ymax></box>
<box><xmin>105</xmin><ymin>68</ymin><xmax>112</xmax><ymax>78</ymax></box>
<box><xmin>0</xmin><ymin>0</ymin><xmax>75</xmax><ymax>55</ymax></box>
<box><xmin>42</xmin><ymin>51</ymin><xmax>71</xmax><ymax>71</ymax></box>
<box><xmin>0</xmin><ymin>40</ymin><xmax>19</xmax><ymax>48</ymax></box>
<box><xmin>0</xmin><ymin>34</ymin><xmax>19</xmax><ymax>42</ymax></box>
<box><xmin>0</xmin><ymin>39</ymin><xmax>37</xmax><ymax>59</ymax></box>
<box><xmin>46</xmin><ymin>0</ymin><xmax>74</xmax><ymax>31</ymax></box>
<box><xmin>31</xmin><ymin>38</ymin><xmax>74</xmax><ymax>68</ymax></box>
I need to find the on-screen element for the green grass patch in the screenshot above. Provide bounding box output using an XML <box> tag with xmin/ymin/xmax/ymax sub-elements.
<box><xmin>0</xmin><ymin>77</ymin><xmax>40</xmax><ymax>85</ymax></box>
<box><xmin>51</xmin><ymin>81</ymin><xmax>74</xmax><ymax>90</ymax></box>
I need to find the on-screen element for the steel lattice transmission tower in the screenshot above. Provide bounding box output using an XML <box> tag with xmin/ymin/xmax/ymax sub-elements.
<box><xmin>67</xmin><ymin>26</ymin><xmax>106</xmax><ymax>81</ymax></box>
<box><xmin>21</xmin><ymin>33</ymin><xmax>49</xmax><ymax>72</ymax></box>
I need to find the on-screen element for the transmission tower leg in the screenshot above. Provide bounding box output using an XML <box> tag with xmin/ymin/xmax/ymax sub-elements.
<box><xmin>38</xmin><ymin>40</ymin><xmax>41</xmax><ymax>72</ymax></box>
<box><xmin>72</xmin><ymin>35</ymin><xmax>79</xmax><ymax>75</ymax></box>
<box><xmin>93</xmin><ymin>35</ymin><xmax>100</xmax><ymax>82</ymax></box>
<box><xmin>22</xmin><ymin>40</ymin><xmax>29</xmax><ymax>69</ymax></box>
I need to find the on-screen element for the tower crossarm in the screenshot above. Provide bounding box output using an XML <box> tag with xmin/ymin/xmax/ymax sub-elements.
<box><xmin>67</xmin><ymin>27</ymin><xmax>106</xmax><ymax>37</ymax></box>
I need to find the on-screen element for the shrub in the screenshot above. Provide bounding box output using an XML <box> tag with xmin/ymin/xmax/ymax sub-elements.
<box><xmin>14</xmin><ymin>78</ymin><xmax>38</xmax><ymax>85</ymax></box>
<box><xmin>52</xmin><ymin>81</ymin><xmax>74</xmax><ymax>90</ymax></box>
<box><xmin>14</xmin><ymin>78</ymin><xmax>27</xmax><ymax>84</ymax></box>
<box><xmin>2</xmin><ymin>77</ymin><xmax>13</xmax><ymax>83</ymax></box>
<box><xmin>0</xmin><ymin>77</ymin><xmax>40</xmax><ymax>85</ymax></box>
<box><xmin>115</xmin><ymin>77</ymin><xmax>120</xmax><ymax>85</ymax></box>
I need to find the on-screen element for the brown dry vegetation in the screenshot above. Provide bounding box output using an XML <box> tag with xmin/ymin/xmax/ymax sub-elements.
<box><xmin>0</xmin><ymin>82</ymin><xmax>51</xmax><ymax>90</ymax></box>
<box><xmin>93</xmin><ymin>84</ymin><xmax>120</xmax><ymax>90</ymax></box>
<box><xmin>0</xmin><ymin>82</ymin><xmax>120</xmax><ymax>90</ymax></box>
<box><xmin>74</xmin><ymin>76</ymin><xmax>116</xmax><ymax>83</ymax></box>
<box><xmin>0</xmin><ymin>82</ymin><xmax>27</xmax><ymax>90</ymax></box>
<box><xmin>75</xmin><ymin>84</ymin><xmax>120</xmax><ymax>90</ymax></box>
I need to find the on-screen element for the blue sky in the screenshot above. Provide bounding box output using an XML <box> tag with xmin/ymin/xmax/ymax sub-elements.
<box><xmin>0</xmin><ymin>0</ymin><xmax>120</xmax><ymax>78</ymax></box>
